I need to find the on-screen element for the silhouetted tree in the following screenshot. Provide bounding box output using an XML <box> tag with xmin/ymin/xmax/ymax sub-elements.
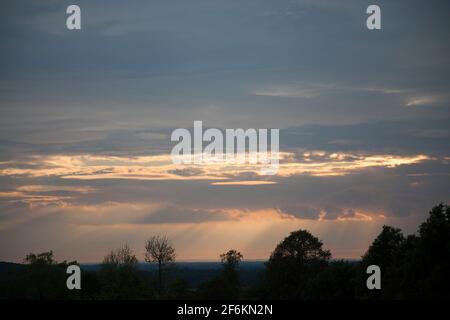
<box><xmin>103</xmin><ymin>245</ymin><xmax>138</xmax><ymax>267</ymax></box>
<box><xmin>359</xmin><ymin>225</ymin><xmax>405</xmax><ymax>298</ymax></box>
<box><xmin>362</xmin><ymin>226</ymin><xmax>405</xmax><ymax>269</ymax></box>
<box><xmin>308</xmin><ymin>260</ymin><xmax>358</xmax><ymax>299</ymax></box>
<box><xmin>358</xmin><ymin>204</ymin><xmax>450</xmax><ymax>299</ymax></box>
<box><xmin>198</xmin><ymin>249</ymin><xmax>244</xmax><ymax>299</ymax></box>
<box><xmin>99</xmin><ymin>245</ymin><xmax>148</xmax><ymax>299</ymax></box>
<box><xmin>1</xmin><ymin>251</ymin><xmax>79</xmax><ymax>299</ymax></box>
<box><xmin>408</xmin><ymin>203</ymin><xmax>450</xmax><ymax>298</ymax></box>
<box><xmin>25</xmin><ymin>251</ymin><xmax>56</xmax><ymax>265</ymax></box>
<box><xmin>220</xmin><ymin>250</ymin><xmax>243</xmax><ymax>267</ymax></box>
<box><xmin>2</xmin><ymin>203</ymin><xmax>450</xmax><ymax>300</ymax></box>
<box><xmin>220</xmin><ymin>249</ymin><xmax>243</xmax><ymax>298</ymax></box>
<box><xmin>145</xmin><ymin>236</ymin><xmax>176</xmax><ymax>293</ymax></box>
<box><xmin>261</xmin><ymin>230</ymin><xmax>331</xmax><ymax>299</ymax></box>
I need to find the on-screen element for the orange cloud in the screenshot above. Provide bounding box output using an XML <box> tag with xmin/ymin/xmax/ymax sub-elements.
<box><xmin>0</xmin><ymin>152</ymin><xmax>431</xmax><ymax>181</ymax></box>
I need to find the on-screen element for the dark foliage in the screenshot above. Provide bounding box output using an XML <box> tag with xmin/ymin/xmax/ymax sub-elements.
<box><xmin>0</xmin><ymin>204</ymin><xmax>449</xmax><ymax>300</ymax></box>
<box><xmin>197</xmin><ymin>249</ymin><xmax>243</xmax><ymax>299</ymax></box>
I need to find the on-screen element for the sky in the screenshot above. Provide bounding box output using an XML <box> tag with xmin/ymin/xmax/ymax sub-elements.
<box><xmin>0</xmin><ymin>0</ymin><xmax>449</xmax><ymax>262</ymax></box>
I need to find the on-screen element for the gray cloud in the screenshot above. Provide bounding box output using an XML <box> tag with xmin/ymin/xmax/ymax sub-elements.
<box><xmin>135</xmin><ymin>206</ymin><xmax>229</xmax><ymax>224</ymax></box>
<box><xmin>1</xmin><ymin>0</ymin><xmax>449</xmax><ymax>261</ymax></box>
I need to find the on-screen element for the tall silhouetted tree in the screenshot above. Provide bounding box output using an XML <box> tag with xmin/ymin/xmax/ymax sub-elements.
<box><xmin>262</xmin><ymin>229</ymin><xmax>331</xmax><ymax>299</ymax></box>
<box><xmin>411</xmin><ymin>203</ymin><xmax>450</xmax><ymax>298</ymax></box>
<box><xmin>220</xmin><ymin>249</ymin><xmax>243</xmax><ymax>298</ymax></box>
<box><xmin>359</xmin><ymin>226</ymin><xmax>405</xmax><ymax>298</ymax></box>
<box><xmin>359</xmin><ymin>204</ymin><xmax>450</xmax><ymax>299</ymax></box>
<box><xmin>362</xmin><ymin>226</ymin><xmax>405</xmax><ymax>268</ymax></box>
<box><xmin>145</xmin><ymin>236</ymin><xmax>176</xmax><ymax>293</ymax></box>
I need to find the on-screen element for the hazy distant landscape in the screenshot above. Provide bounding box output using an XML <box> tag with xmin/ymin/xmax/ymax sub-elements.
<box><xmin>1</xmin><ymin>261</ymin><xmax>267</xmax><ymax>288</ymax></box>
<box><xmin>87</xmin><ymin>261</ymin><xmax>268</xmax><ymax>287</ymax></box>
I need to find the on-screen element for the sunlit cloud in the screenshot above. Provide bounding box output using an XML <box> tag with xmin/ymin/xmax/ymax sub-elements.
<box><xmin>0</xmin><ymin>185</ymin><xmax>98</xmax><ymax>209</ymax></box>
<box><xmin>0</xmin><ymin>190</ymin><xmax>72</xmax><ymax>208</ymax></box>
<box><xmin>405</xmin><ymin>95</ymin><xmax>445</xmax><ymax>107</ymax></box>
<box><xmin>252</xmin><ymin>86</ymin><xmax>323</xmax><ymax>98</ymax></box>
<box><xmin>252</xmin><ymin>83</ymin><xmax>407</xmax><ymax>99</ymax></box>
<box><xmin>278</xmin><ymin>153</ymin><xmax>430</xmax><ymax>177</ymax></box>
<box><xmin>16</xmin><ymin>185</ymin><xmax>96</xmax><ymax>193</ymax></box>
<box><xmin>210</xmin><ymin>181</ymin><xmax>277</xmax><ymax>186</ymax></box>
<box><xmin>0</xmin><ymin>152</ymin><xmax>431</xmax><ymax>181</ymax></box>
<box><xmin>356</xmin><ymin>87</ymin><xmax>404</xmax><ymax>94</ymax></box>
<box><xmin>336</xmin><ymin>210</ymin><xmax>374</xmax><ymax>222</ymax></box>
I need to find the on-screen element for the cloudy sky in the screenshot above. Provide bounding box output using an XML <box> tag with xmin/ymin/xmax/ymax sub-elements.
<box><xmin>0</xmin><ymin>0</ymin><xmax>449</xmax><ymax>262</ymax></box>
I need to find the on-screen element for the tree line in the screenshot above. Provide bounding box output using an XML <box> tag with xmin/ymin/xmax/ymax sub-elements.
<box><xmin>0</xmin><ymin>203</ymin><xmax>449</xmax><ymax>299</ymax></box>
